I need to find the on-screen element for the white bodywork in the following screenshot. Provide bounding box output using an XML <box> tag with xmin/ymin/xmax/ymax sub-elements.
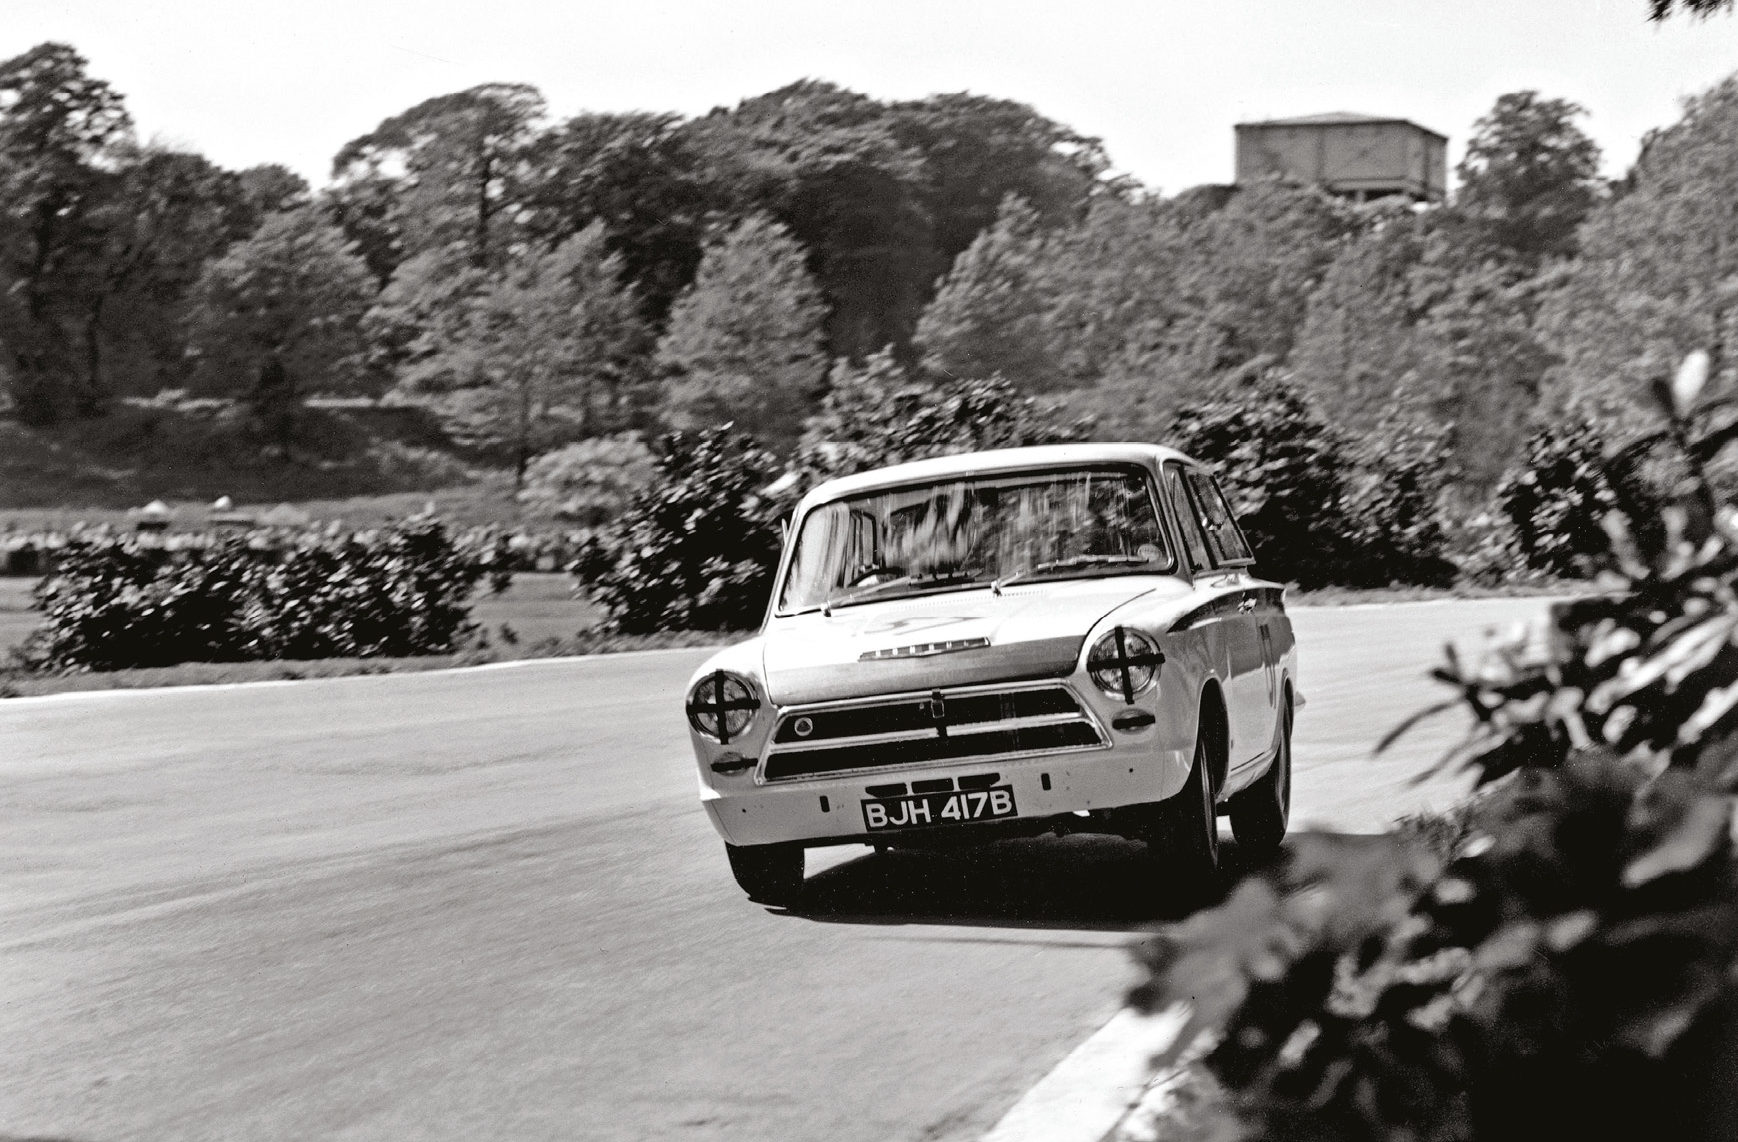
<box><xmin>685</xmin><ymin>443</ymin><xmax>1298</xmax><ymax>850</ymax></box>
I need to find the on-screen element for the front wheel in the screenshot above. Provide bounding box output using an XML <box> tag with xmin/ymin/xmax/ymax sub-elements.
<box><xmin>1147</xmin><ymin>732</ymin><xmax>1221</xmax><ymax>889</ymax></box>
<box><xmin>1228</xmin><ymin>696</ymin><xmax>1291</xmax><ymax>860</ymax></box>
<box><xmin>725</xmin><ymin>841</ymin><xmax>805</xmax><ymax>906</ymax></box>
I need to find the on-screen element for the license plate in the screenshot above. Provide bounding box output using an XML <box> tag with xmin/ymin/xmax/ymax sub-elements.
<box><xmin>861</xmin><ymin>786</ymin><xmax>1017</xmax><ymax>831</ymax></box>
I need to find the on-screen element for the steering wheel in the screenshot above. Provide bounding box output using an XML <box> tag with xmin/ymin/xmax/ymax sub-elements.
<box><xmin>846</xmin><ymin>565</ymin><xmax>905</xmax><ymax>587</ymax></box>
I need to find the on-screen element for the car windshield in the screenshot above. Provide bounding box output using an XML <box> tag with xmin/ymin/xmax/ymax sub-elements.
<box><xmin>776</xmin><ymin>466</ymin><xmax>1174</xmax><ymax>614</ymax></box>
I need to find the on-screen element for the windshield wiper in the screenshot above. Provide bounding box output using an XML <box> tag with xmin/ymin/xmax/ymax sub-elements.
<box><xmin>995</xmin><ymin>554</ymin><xmax>1155</xmax><ymax>591</ymax></box>
<box><xmin>822</xmin><ymin>570</ymin><xmax>984</xmax><ymax>615</ymax></box>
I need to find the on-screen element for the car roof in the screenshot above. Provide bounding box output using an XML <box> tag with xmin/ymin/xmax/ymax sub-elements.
<box><xmin>793</xmin><ymin>442</ymin><xmax>1198</xmax><ymax>511</ymax></box>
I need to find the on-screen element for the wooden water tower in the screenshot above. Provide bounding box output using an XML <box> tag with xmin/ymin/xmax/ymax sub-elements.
<box><xmin>1234</xmin><ymin>113</ymin><xmax>1447</xmax><ymax>204</ymax></box>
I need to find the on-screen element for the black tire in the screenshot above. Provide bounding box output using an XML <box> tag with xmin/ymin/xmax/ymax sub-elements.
<box><xmin>725</xmin><ymin>841</ymin><xmax>805</xmax><ymax>906</ymax></box>
<box><xmin>1229</xmin><ymin>695</ymin><xmax>1292</xmax><ymax>859</ymax></box>
<box><xmin>1148</xmin><ymin>731</ymin><xmax>1221</xmax><ymax>886</ymax></box>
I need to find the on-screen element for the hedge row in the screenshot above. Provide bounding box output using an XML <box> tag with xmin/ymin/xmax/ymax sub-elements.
<box><xmin>21</xmin><ymin>519</ymin><xmax>500</xmax><ymax>671</ymax></box>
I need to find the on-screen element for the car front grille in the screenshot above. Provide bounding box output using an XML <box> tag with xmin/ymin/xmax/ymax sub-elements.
<box><xmin>760</xmin><ymin>682</ymin><xmax>1108</xmax><ymax>782</ymax></box>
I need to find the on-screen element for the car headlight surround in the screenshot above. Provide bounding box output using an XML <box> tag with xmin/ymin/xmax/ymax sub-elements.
<box><xmin>1087</xmin><ymin>626</ymin><xmax>1164</xmax><ymax>704</ymax></box>
<box><xmin>686</xmin><ymin>670</ymin><xmax>761</xmax><ymax>744</ymax></box>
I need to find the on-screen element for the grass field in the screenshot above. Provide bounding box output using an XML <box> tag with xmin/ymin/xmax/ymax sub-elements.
<box><xmin>0</xmin><ymin>402</ymin><xmax>498</xmax><ymax>513</ymax></box>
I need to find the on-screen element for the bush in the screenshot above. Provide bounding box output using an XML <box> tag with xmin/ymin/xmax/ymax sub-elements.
<box><xmin>572</xmin><ymin>428</ymin><xmax>784</xmax><ymax>634</ymax></box>
<box><xmin>517</xmin><ymin>433</ymin><xmax>657</xmax><ymax>525</ymax></box>
<box><xmin>22</xmin><ymin>518</ymin><xmax>495</xmax><ymax>671</ymax></box>
<box><xmin>1169</xmin><ymin>371</ymin><xmax>1454</xmax><ymax>588</ymax></box>
<box><xmin>1343</xmin><ymin>428</ymin><xmax>1459</xmax><ymax>588</ymax></box>
<box><xmin>1496</xmin><ymin>419</ymin><xmax>1659</xmax><ymax>577</ymax></box>
<box><xmin>1131</xmin><ymin>353</ymin><xmax>1738</xmax><ymax>1142</ymax></box>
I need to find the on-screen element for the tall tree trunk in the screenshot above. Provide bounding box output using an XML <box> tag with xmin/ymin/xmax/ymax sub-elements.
<box><xmin>514</xmin><ymin>376</ymin><xmax>532</xmax><ymax>490</ymax></box>
<box><xmin>77</xmin><ymin>296</ymin><xmax>109</xmax><ymax>418</ymax></box>
<box><xmin>474</xmin><ymin>151</ymin><xmax>494</xmax><ymax>270</ymax></box>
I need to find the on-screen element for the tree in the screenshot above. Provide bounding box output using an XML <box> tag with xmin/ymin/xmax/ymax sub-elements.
<box><xmin>422</xmin><ymin>224</ymin><xmax>652</xmax><ymax>485</ymax></box>
<box><xmin>1457</xmin><ymin>91</ymin><xmax>1602</xmax><ymax>263</ymax></box>
<box><xmin>913</xmin><ymin>196</ymin><xmax>1066</xmax><ymax>390</ymax></box>
<box><xmin>657</xmin><ymin>214</ymin><xmax>829</xmax><ymax>445</ymax></box>
<box><xmin>1040</xmin><ymin>193</ymin><xmax>1201</xmax><ymax>433</ymax></box>
<box><xmin>1289</xmin><ymin>205</ymin><xmax>1556</xmax><ymax>496</ymax></box>
<box><xmin>521</xmin><ymin>111</ymin><xmax>713</xmax><ymax>322</ymax></box>
<box><xmin>885</xmin><ymin>91</ymin><xmax>1107</xmax><ymax>269</ymax></box>
<box><xmin>362</xmin><ymin>245</ymin><xmax>489</xmax><ymax>395</ymax></box>
<box><xmin>236</xmin><ymin>163</ymin><xmax>310</xmax><ymax>218</ymax></box>
<box><xmin>1168</xmin><ymin>180</ymin><xmax>1361</xmax><ymax>379</ymax></box>
<box><xmin>1284</xmin><ymin>208</ymin><xmax>1426</xmax><ymax>439</ymax></box>
<box><xmin>1073</xmin><ymin>181</ymin><xmax>1359</xmax><ymax>437</ymax></box>
<box><xmin>679</xmin><ymin>81</ymin><xmax>932</xmax><ymax>358</ymax></box>
<box><xmin>1397</xmin><ymin>247</ymin><xmax>1555</xmax><ymax>492</ymax></box>
<box><xmin>329</xmin><ymin>83</ymin><xmax>547</xmax><ymax>278</ymax></box>
<box><xmin>0</xmin><ymin>42</ymin><xmax>133</xmax><ymax>422</ymax></box>
<box><xmin>185</xmin><ymin>206</ymin><xmax>377</xmax><ymax>452</ymax></box>
<box><xmin>81</xmin><ymin>148</ymin><xmax>255</xmax><ymax>403</ymax></box>
<box><xmin>1538</xmin><ymin>74</ymin><xmax>1738</xmax><ymax>432</ymax></box>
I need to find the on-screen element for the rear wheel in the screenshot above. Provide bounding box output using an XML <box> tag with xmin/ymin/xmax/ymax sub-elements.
<box><xmin>725</xmin><ymin>841</ymin><xmax>805</xmax><ymax>906</ymax></box>
<box><xmin>1148</xmin><ymin>731</ymin><xmax>1221</xmax><ymax>888</ymax></box>
<box><xmin>1228</xmin><ymin>695</ymin><xmax>1292</xmax><ymax>859</ymax></box>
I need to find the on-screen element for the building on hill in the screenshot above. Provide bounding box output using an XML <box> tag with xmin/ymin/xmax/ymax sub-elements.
<box><xmin>1234</xmin><ymin>113</ymin><xmax>1447</xmax><ymax>204</ymax></box>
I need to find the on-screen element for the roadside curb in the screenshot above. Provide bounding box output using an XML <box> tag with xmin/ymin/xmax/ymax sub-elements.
<box><xmin>981</xmin><ymin>1003</ymin><xmax>1189</xmax><ymax>1142</ymax></box>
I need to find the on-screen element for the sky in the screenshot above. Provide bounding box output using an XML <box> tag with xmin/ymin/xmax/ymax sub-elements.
<box><xmin>9</xmin><ymin>0</ymin><xmax>1738</xmax><ymax>194</ymax></box>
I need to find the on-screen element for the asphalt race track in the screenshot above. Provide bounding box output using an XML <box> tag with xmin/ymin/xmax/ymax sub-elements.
<box><xmin>0</xmin><ymin>597</ymin><xmax>1550</xmax><ymax>1142</ymax></box>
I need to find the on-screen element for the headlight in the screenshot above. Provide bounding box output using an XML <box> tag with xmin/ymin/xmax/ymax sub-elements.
<box><xmin>686</xmin><ymin>671</ymin><xmax>761</xmax><ymax>743</ymax></box>
<box><xmin>1087</xmin><ymin>626</ymin><xmax>1164</xmax><ymax>703</ymax></box>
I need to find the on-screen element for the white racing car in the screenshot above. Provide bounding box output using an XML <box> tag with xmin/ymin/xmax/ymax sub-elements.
<box><xmin>684</xmin><ymin>443</ymin><xmax>1297</xmax><ymax>906</ymax></box>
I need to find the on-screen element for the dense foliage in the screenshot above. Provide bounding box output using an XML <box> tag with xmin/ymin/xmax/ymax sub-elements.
<box><xmin>1132</xmin><ymin>355</ymin><xmax>1738</xmax><ymax>1141</ymax></box>
<box><xmin>22</xmin><ymin>518</ymin><xmax>497</xmax><ymax>671</ymax></box>
<box><xmin>184</xmin><ymin>206</ymin><xmax>378</xmax><ymax>452</ymax></box>
<box><xmin>571</xmin><ymin>428</ymin><xmax>784</xmax><ymax>633</ymax></box>
<box><xmin>657</xmin><ymin>213</ymin><xmax>829</xmax><ymax>447</ymax></box>
<box><xmin>517</xmin><ymin>433</ymin><xmax>657</xmax><ymax>525</ymax></box>
<box><xmin>1495</xmin><ymin>419</ymin><xmax>1666</xmax><ymax>576</ymax></box>
<box><xmin>1168</xmin><ymin>372</ymin><xmax>1455</xmax><ymax>588</ymax></box>
<box><xmin>403</xmin><ymin>223</ymin><xmax>653</xmax><ymax>482</ymax></box>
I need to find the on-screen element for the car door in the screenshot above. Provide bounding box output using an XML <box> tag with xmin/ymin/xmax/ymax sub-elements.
<box><xmin>1161</xmin><ymin>464</ymin><xmax>1259</xmax><ymax>769</ymax></box>
<box><xmin>1176</xmin><ymin>466</ymin><xmax>1274</xmax><ymax>771</ymax></box>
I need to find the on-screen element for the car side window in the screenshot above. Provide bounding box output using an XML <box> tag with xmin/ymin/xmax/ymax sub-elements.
<box><xmin>1184</xmin><ymin>469</ymin><xmax>1254</xmax><ymax>566</ymax></box>
<box><xmin>1163</xmin><ymin>465</ymin><xmax>1212</xmax><ymax>574</ymax></box>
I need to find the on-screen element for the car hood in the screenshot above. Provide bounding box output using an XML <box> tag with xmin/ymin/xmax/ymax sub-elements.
<box><xmin>761</xmin><ymin>577</ymin><xmax>1188</xmax><ymax>705</ymax></box>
